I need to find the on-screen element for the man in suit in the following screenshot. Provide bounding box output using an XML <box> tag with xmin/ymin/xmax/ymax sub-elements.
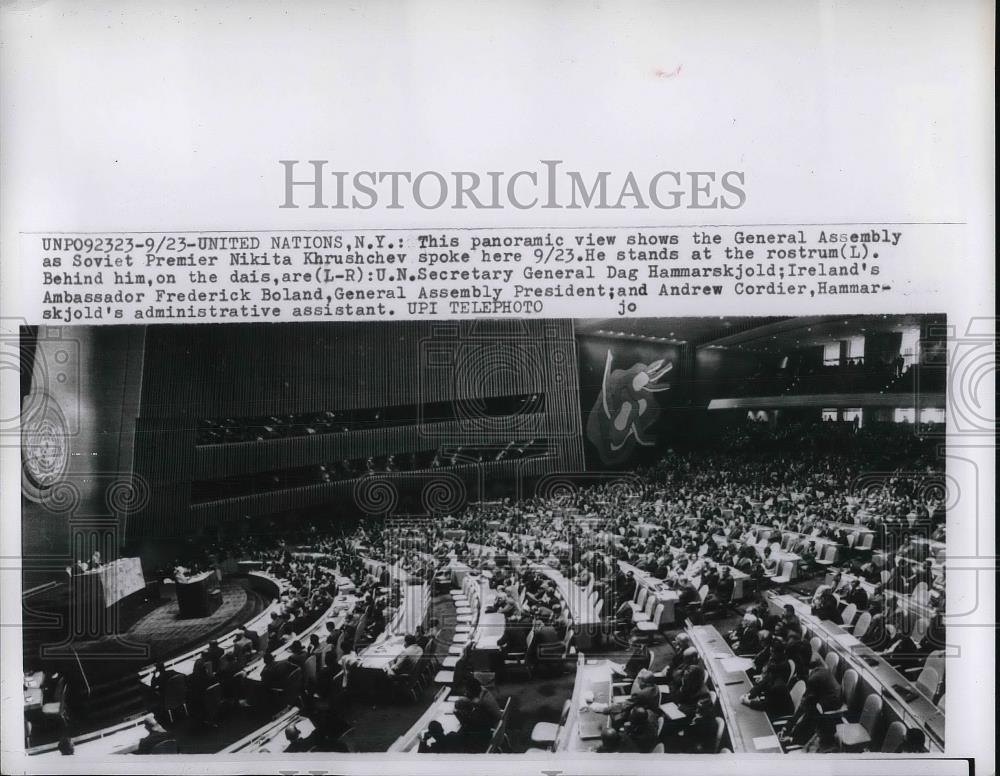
<box><xmin>260</xmin><ymin>652</ymin><xmax>295</xmax><ymax>694</ymax></box>
<box><xmin>237</xmin><ymin>626</ymin><xmax>260</xmax><ymax>656</ymax></box>
<box><xmin>188</xmin><ymin>651</ymin><xmax>214</xmax><ymax>715</ymax></box>
<box><xmin>741</xmin><ymin>655</ymin><xmax>794</xmax><ymax>716</ymax></box>
<box><xmin>530</xmin><ymin>617</ymin><xmax>560</xmax><ymax>649</ymax></box>
<box><xmin>886</xmin><ymin>558</ymin><xmax>911</xmax><ymax>594</ymax></box>
<box><xmin>785</xmin><ymin>633</ymin><xmax>813</xmax><ymax>680</ymax></box>
<box><xmin>776</xmin><ymin>604</ymin><xmax>804</xmax><ymax>639</ymax></box>
<box><xmin>134</xmin><ymin>716</ymin><xmax>173</xmax><ymax>754</ymax></box>
<box><xmin>485</xmin><ymin>593</ymin><xmax>517</xmax><ymax>617</ymax></box>
<box><xmin>417</xmin><ymin>721</ymin><xmax>461</xmax><ymax>753</ymax></box>
<box><xmin>716</xmin><ymin>567</ymin><xmax>735</xmax><ymax>605</ymax></box>
<box><xmin>619</xmin><ymin>707</ymin><xmax>660</xmax><ymax>753</ymax></box>
<box><xmin>842</xmin><ymin>579</ymin><xmax>869</xmax><ymax>610</ymax></box>
<box><xmin>782</xmin><ymin>660</ymin><xmax>842</xmax><ymax>745</ymax></box>
<box><xmin>672</xmin><ymin>664</ymin><xmax>710</xmax><ymax>716</ymax></box>
<box><xmin>497</xmin><ymin>612</ymin><xmax>531</xmax><ymax>656</ymax></box>
<box><xmin>619</xmin><ymin>571</ymin><xmax>637</xmax><ymax>607</ymax></box>
<box><xmin>811</xmin><ymin>589</ymin><xmax>842</xmax><ymax>623</ymax></box>
<box><xmin>287</xmin><ymin>640</ymin><xmax>310</xmax><ymax>669</ymax></box>
<box><xmin>215</xmin><ymin>653</ymin><xmax>242</xmax><ymax>702</ymax></box>
<box><xmin>283</xmin><ymin>722</ymin><xmax>316</xmax><ymax>752</ymax></box>
<box><xmin>386</xmin><ymin>634</ymin><xmax>424</xmax><ymax>678</ymax></box>
<box><xmin>149</xmin><ymin>662</ymin><xmax>182</xmax><ymax>696</ymax></box>
<box><xmin>205</xmin><ymin>640</ymin><xmax>225</xmax><ymax>672</ymax></box>
<box><xmin>662</xmin><ymin>633</ymin><xmax>691</xmax><ymax>681</ymax></box>
<box><xmin>908</xmin><ymin>559</ymin><xmax>935</xmax><ymax>591</ymax></box>
<box><xmin>611</xmin><ymin>636</ymin><xmax>652</xmax><ymax>680</ymax></box>
<box><xmin>415</xmin><ymin>620</ymin><xmax>439</xmax><ymax>649</ymax></box>
<box><xmin>670</xmin><ymin>698</ymin><xmax>718</xmax><ymax>753</ymax></box>
<box><xmin>881</xmin><ymin>624</ymin><xmax>921</xmax><ymax>672</ymax></box>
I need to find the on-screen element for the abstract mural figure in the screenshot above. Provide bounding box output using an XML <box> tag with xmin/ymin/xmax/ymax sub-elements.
<box><xmin>586</xmin><ymin>349</ymin><xmax>673</xmax><ymax>465</ymax></box>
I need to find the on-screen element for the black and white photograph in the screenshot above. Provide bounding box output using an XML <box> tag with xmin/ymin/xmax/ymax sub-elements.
<box><xmin>2</xmin><ymin>3</ymin><xmax>992</xmax><ymax>774</ymax></box>
<box><xmin>18</xmin><ymin>315</ymin><xmax>949</xmax><ymax>758</ymax></box>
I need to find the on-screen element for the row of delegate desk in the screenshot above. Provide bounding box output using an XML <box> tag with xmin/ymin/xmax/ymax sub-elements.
<box><xmin>554</xmin><ymin>625</ymin><xmax>782</xmax><ymax>755</ymax></box>
<box><xmin>769</xmin><ymin>592</ymin><xmax>945</xmax><ymax>751</ymax></box>
<box><xmin>129</xmin><ymin>578</ymin><xmax>430</xmax><ymax>754</ymax></box>
<box><xmin>824</xmin><ymin>571</ymin><xmax>943</xmax><ymax>626</ymax></box>
<box><xmin>442</xmin><ymin>542</ymin><xmax>601</xmax><ymax>647</ymax></box>
<box><xmin>390</xmin><ymin>560</ymin><xmax>604</xmax><ymax>753</ymax></box>
<box><xmin>345</xmin><ymin>582</ymin><xmax>431</xmax><ymax>694</ymax></box>
<box><xmin>552</xmin><ymin>589</ymin><xmax>945</xmax><ymax>755</ymax></box>
<box><xmin>748</xmin><ymin>525</ymin><xmax>828</xmax><ymax>573</ymax></box>
<box><xmin>618</xmin><ymin>560</ymin><xmax>750</xmax><ymax>628</ymax></box>
<box><xmin>54</xmin><ymin>579</ymin><xmax>427</xmax><ymax>756</ymax></box>
<box><xmin>532</xmin><ymin>564</ymin><xmax>602</xmax><ymax>650</ymax></box>
<box><xmin>388</xmin><ymin>574</ymin><xmax>505</xmax><ymax>752</ymax></box>
<box><xmin>687</xmin><ymin>624</ymin><xmax>782</xmax><ymax>753</ymax></box>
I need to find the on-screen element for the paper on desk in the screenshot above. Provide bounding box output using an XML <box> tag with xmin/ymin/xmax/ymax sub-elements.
<box><xmin>753</xmin><ymin>735</ymin><xmax>780</xmax><ymax>750</ymax></box>
<box><xmin>834</xmin><ymin>633</ymin><xmax>861</xmax><ymax>647</ymax></box>
<box><xmin>720</xmin><ymin>656</ymin><xmax>754</xmax><ymax>673</ymax></box>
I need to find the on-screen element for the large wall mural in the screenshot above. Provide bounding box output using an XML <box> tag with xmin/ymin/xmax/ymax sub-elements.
<box><xmin>583</xmin><ymin>345</ymin><xmax>677</xmax><ymax>466</ymax></box>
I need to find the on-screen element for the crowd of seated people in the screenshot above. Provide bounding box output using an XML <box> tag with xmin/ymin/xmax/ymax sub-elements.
<box><xmin>783</xmin><ymin>357</ymin><xmax>907</xmax><ymax>395</ymax></box>
<box><xmin>383</xmin><ymin>421</ymin><xmax>943</xmax><ymax>753</ymax></box>
<box><xmin>415</xmin><ymin>674</ymin><xmax>504</xmax><ymax>753</ymax></box>
<box><xmin>718</xmin><ymin>589</ymin><xmax>945</xmax><ymax>752</ymax></box>
<box><xmin>138</xmin><ymin>530</ymin><xmax>440</xmax><ymax>751</ymax></box>
<box><xmin>191</xmin><ymin>439</ymin><xmax>552</xmax><ymax>503</ymax></box>
<box><xmin>45</xmin><ymin>418</ymin><xmax>945</xmax><ymax>756</ymax></box>
<box><xmin>709</xmin><ymin>351</ymin><xmax>939</xmax><ymax>400</ymax></box>
<box><xmin>196</xmin><ymin>394</ymin><xmax>544</xmax><ymax>445</ymax></box>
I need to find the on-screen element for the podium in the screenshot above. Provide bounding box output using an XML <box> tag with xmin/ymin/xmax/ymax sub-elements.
<box><xmin>176</xmin><ymin>570</ymin><xmax>223</xmax><ymax>618</ymax></box>
<box><xmin>69</xmin><ymin>557</ymin><xmax>146</xmax><ymax>637</ymax></box>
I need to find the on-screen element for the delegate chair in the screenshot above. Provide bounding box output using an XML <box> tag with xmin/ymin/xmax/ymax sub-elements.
<box><xmin>840</xmin><ymin>669</ymin><xmax>860</xmax><ymax>715</ymax></box>
<box><xmin>530</xmin><ymin>699</ymin><xmax>571</xmax><ymax>747</ymax></box>
<box><xmin>881</xmin><ymin>720</ymin><xmax>907</xmax><ymax>753</ymax></box>
<box><xmin>852</xmin><ymin>611</ymin><xmax>872</xmax><ymax>639</ymax></box>
<box><xmin>914</xmin><ymin>666</ymin><xmax>940</xmax><ymax>700</ymax></box>
<box><xmin>836</xmin><ymin>693</ymin><xmax>883</xmax><ymax>750</ymax></box>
